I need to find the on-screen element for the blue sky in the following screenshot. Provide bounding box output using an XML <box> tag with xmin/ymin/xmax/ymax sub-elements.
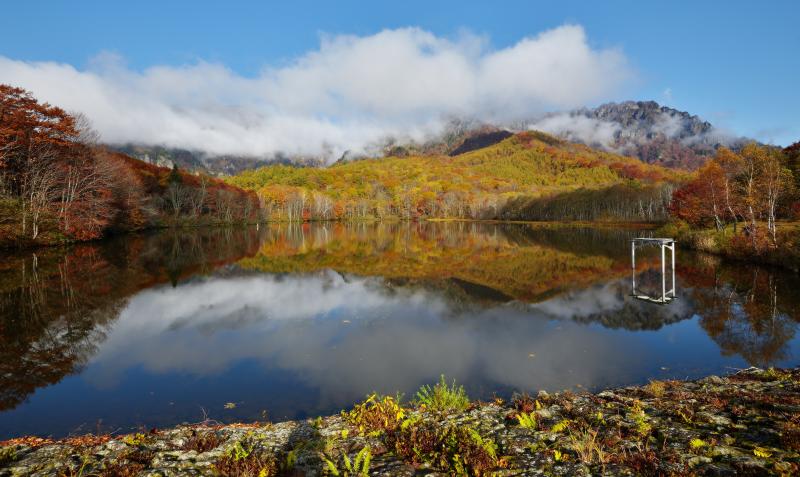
<box><xmin>2</xmin><ymin>0</ymin><xmax>798</xmax><ymax>150</ymax></box>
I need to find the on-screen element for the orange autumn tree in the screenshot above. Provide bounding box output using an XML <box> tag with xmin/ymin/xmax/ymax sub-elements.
<box><xmin>0</xmin><ymin>84</ymin><xmax>79</xmax><ymax>174</ymax></box>
<box><xmin>669</xmin><ymin>144</ymin><xmax>794</xmax><ymax>246</ymax></box>
<box><xmin>0</xmin><ymin>85</ymin><xmax>127</xmax><ymax>240</ymax></box>
<box><xmin>669</xmin><ymin>160</ymin><xmax>728</xmax><ymax>229</ymax></box>
<box><xmin>1</xmin><ymin>84</ymin><xmax>83</xmax><ymax>239</ymax></box>
<box><xmin>1</xmin><ymin>85</ymin><xmax>259</xmax><ymax>246</ymax></box>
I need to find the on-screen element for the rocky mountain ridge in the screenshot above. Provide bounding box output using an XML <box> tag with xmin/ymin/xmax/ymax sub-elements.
<box><xmin>111</xmin><ymin>101</ymin><xmax>752</xmax><ymax>175</ymax></box>
<box><xmin>528</xmin><ymin>100</ymin><xmax>749</xmax><ymax>170</ymax></box>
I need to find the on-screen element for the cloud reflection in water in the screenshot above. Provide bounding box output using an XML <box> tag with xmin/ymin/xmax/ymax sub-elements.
<box><xmin>87</xmin><ymin>270</ymin><xmax>645</xmax><ymax>408</ymax></box>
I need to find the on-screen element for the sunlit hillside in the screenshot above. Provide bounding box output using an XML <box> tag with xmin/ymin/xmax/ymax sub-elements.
<box><xmin>228</xmin><ymin>131</ymin><xmax>688</xmax><ymax>222</ymax></box>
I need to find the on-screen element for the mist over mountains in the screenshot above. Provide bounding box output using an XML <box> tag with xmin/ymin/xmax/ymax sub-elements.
<box><xmin>1</xmin><ymin>25</ymin><xmax>633</xmax><ymax>168</ymax></box>
<box><xmin>1</xmin><ymin>25</ymin><xmax>760</xmax><ymax>173</ymax></box>
<box><xmin>115</xmin><ymin>100</ymin><xmax>749</xmax><ymax>175</ymax></box>
<box><xmin>527</xmin><ymin>101</ymin><xmax>748</xmax><ymax>170</ymax></box>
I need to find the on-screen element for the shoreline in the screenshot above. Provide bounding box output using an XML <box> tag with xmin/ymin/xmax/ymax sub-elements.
<box><xmin>0</xmin><ymin>218</ymin><xmax>662</xmax><ymax>252</ymax></box>
<box><xmin>0</xmin><ymin>220</ymin><xmax>262</xmax><ymax>252</ymax></box>
<box><xmin>659</xmin><ymin>222</ymin><xmax>800</xmax><ymax>273</ymax></box>
<box><xmin>9</xmin><ymin>217</ymin><xmax>800</xmax><ymax>274</ymax></box>
<box><xmin>2</xmin><ymin>367</ymin><xmax>798</xmax><ymax>476</ymax></box>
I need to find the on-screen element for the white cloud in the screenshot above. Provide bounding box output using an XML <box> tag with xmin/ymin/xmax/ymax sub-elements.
<box><xmin>527</xmin><ymin>114</ymin><xmax>621</xmax><ymax>147</ymax></box>
<box><xmin>527</xmin><ymin>104</ymin><xmax>739</xmax><ymax>154</ymax></box>
<box><xmin>0</xmin><ymin>25</ymin><xmax>631</xmax><ymax>162</ymax></box>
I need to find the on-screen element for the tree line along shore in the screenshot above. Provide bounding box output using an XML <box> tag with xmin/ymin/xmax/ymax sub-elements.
<box><xmin>3</xmin><ymin>84</ymin><xmax>800</xmax><ymax>268</ymax></box>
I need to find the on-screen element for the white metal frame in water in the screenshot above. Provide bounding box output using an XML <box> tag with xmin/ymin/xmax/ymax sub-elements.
<box><xmin>630</xmin><ymin>238</ymin><xmax>676</xmax><ymax>304</ymax></box>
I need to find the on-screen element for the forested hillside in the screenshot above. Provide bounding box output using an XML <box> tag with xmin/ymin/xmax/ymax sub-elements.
<box><xmin>9</xmin><ymin>82</ymin><xmax>796</xmax><ymax>256</ymax></box>
<box><xmin>0</xmin><ymin>85</ymin><xmax>259</xmax><ymax>248</ymax></box>
<box><xmin>229</xmin><ymin>131</ymin><xmax>686</xmax><ymax>222</ymax></box>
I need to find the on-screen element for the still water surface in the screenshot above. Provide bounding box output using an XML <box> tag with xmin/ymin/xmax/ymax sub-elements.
<box><xmin>1</xmin><ymin>222</ymin><xmax>798</xmax><ymax>438</ymax></box>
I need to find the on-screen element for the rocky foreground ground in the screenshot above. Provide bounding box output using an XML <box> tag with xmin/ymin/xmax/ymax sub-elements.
<box><xmin>1</xmin><ymin>367</ymin><xmax>799</xmax><ymax>476</ymax></box>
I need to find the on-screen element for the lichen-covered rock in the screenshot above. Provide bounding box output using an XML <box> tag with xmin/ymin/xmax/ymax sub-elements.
<box><xmin>1</xmin><ymin>367</ymin><xmax>798</xmax><ymax>476</ymax></box>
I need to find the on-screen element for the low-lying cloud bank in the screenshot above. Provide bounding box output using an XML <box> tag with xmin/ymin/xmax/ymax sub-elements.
<box><xmin>523</xmin><ymin>100</ymin><xmax>748</xmax><ymax>169</ymax></box>
<box><xmin>528</xmin><ymin>106</ymin><xmax>738</xmax><ymax>153</ymax></box>
<box><xmin>0</xmin><ymin>25</ymin><xmax>631</xmax><ymax>162</ymax></box>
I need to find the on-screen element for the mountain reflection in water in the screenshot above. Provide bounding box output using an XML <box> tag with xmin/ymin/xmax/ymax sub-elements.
<box><xmin>1</xmin><ymin>222</ymin><xmax>798</xmax><ymax>438</ymax></box>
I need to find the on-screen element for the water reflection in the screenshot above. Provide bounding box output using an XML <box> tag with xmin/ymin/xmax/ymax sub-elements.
<box><xmin>630</xmin><ymin>238</ymin><xmax>677</xmax><ymax>304</ymax></box>
<box><xmin>682</xmin><ymin>255</ymin><xmax>800</xmax><ymax>367</ymax></box>
<box><xmin>0</xmin><ymin>222</ymin><xmax>797</xmax><ymax>438</ymax></box>
<box><xmin>0</xmin><ymin>228</ymin><xmax>262</xmax><ymax>412</ymax></box>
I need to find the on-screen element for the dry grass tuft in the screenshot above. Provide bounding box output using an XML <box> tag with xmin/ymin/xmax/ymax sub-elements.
<box><xmin>182</xmin><ymin>431</ymin><xmax>223</xmax><ymax>453</ymax></box>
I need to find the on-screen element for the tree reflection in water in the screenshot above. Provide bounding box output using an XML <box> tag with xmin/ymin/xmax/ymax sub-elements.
<box><xmin>0</xmin><ymin>228</ymin><xmax>263</xmax><ymax>411</ymax></box>
<box><xmin>0</xmin><ymin>222</ymin><xmax>797</xmax><ymax>426</ymax></box>
<box><xmin>682</xmin><ymin>254</ymin><xmax>800</xmax><ymax>367</ymax></box>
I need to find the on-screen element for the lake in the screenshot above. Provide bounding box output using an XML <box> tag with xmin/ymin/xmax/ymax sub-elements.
<box><xmin>1</xmin><ymin>222</ymin><xmax>798</xmax><ymax>439</ymax></box>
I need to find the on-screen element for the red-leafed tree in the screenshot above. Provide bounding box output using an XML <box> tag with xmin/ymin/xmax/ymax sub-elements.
<box><xmin>669</xmin><ymin>160</ymin><xmax>727</xmax><ymax>229</ymax></box>
<box><xmin>0</xmin><ymin>84</ymin><xmax>79</xmax><ymax>173</ymax></box>
<box><xmin>670</xmin><ymin>144</ymin><xmax>795</xmax><ymax>248</ymax></box>
<box><xmin>2</xmin><ymin>84</ymin><xmax>260</xmax><ymax>246</ymax></box>
<box><xmin>1</xmin><ymin>84</ymin><xmax>82</xmax><ymax>239</ymax></box>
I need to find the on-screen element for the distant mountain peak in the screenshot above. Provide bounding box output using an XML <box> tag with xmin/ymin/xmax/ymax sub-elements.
<box><xmin>588</xmin><ymin>100</ymin><xmax>713</xmax><ymax>136</ymax></box>
<box><xmin>527</xmin><ymin>100</ymin><xmax>747</xmax><ymax>169</ymax></box>
<box><xmin>109</xmin><ymin>100</ymin><xmax>751</xmax><ymax>175</ymax></box>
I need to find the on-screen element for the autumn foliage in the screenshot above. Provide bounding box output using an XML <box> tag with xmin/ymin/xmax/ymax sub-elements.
<box><xmin>669</xmin><ymin>144</ymin><xmax>795</xmax><ymax>246</ymax></box>
<box><xmin>229</xmin><ymin>130</ymin><xmax>684</xmax><ymax>222</ymax></box>
<box><xmin>0</xmin><ymin>85</ymin><xmax>258</xmax><ymax>247</ymax></box>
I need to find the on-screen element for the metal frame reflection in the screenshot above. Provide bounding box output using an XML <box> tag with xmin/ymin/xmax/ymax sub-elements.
<box><xmin>631</xmin><ymin>238</ymin><xmax>676</xmax><ymax>304</ymax></box>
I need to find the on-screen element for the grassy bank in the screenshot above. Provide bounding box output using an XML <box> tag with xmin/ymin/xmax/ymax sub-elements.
<box><xmin>2</xmin><ymin>368</ymin><xmax>798</xmax><ymax>476</ymax></box>
<box><xmin>659</xmin><ymin>221</ymin><xmax>800</xmax><ymax>272</ymax></box>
